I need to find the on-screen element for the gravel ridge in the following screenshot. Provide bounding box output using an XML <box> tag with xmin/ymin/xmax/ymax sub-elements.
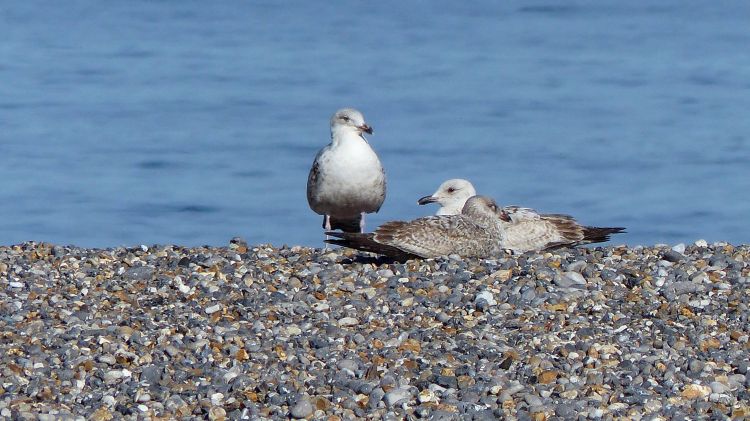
<box><xmin>1</xmin><ymin>239</ymin><xmax>749</xmax><ymax>420</ymax></box>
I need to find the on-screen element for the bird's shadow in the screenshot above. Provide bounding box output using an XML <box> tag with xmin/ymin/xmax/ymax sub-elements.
<box><xmin>338</xmin><ymin>254</ymin><xmax>411</xmax><ymax>265</ymax></box>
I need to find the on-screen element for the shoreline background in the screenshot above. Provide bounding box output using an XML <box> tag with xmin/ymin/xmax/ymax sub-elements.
<box><xmin>3</xmin><ymin>1</ymin><xmax>749</xmax><ymax>248</ymax></box>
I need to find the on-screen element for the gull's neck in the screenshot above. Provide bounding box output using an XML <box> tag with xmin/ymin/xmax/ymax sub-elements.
<box><xmin>438</xmin><ymin>196</ymin><xmax>472</xmax><ymax>216</ymax></box>
<box><xmin>437</xmin><ymin>202</ymin><xmax>465</xmax><ymax>216</ymax></box>
<box><xmin>465</xmin><ymin>207</ymin><xmax>506</xmax><ymax>237</ymax></box>
<box><xmin>330</xmin><ymin>125</ymin><xmax>366</xmax><ymax>147</ymax></box>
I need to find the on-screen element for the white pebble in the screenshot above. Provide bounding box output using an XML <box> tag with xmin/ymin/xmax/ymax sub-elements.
<box><xmin>710</xmin><ymin>381</ymin><xmax>730</xmax><ymax>394</ymax></box>
<box><xmin>694</xmin><ymin>239</ymin><xmax>708</xmax><ymax>247</ymax></box>
<box><xmin>103</xmin><ymin>370</ymin><xmax>125</xmax><ymax>382</ymax></box>
<box><xmin>211</xmin><ymin>392</ymin><xmax>224</xmax><ymax>405</ymax></box>
<box><xmin>644</xmin><ymin>399</ymin><xmax>661</xmax><ymax>412</ymax></box>
<box><xmin>475</xmin><ymin>290</ymin><xmax>497</xmax><ymax>306</ymax></box>
<box><xmin>384</xmin><ymin>387</ymin><xmax>412</xmax><ymax>407</ymax></box>
<box><xmin>590</xmin><ymin>408</ymin><xmax>604</xmax><ymax>418</ymax></box>
<box><xmin>608</xmin><ymin>403</ymin><xmax>627</xmax><ymax>412</ymax></box>
<box><xmin>286</xmin><ymin>325</ymin><xmax>302</xmax><ymax>335</ymax></box>
<box><xmin>418</xmin><ymin>389</ymin><xmax>436</xmax><ymax>403</ymax></box>
<box><xmin>672</xmin><ymin>243</ymin><xmax>686</xmax><ymax>254</ymax></box>
<box><xmin>205</xmin><ymin>304</ymin><xmax>221</xmax><ymax>314</ymax></box>
<box><xmin>338</xmin><ymin>317</ymin><xmax>359</xmax><ymax>327</ymax></box>
<box><xmin>563</xmin><ymin>271</ymin><xmax>586</xmax><ymax>285</ymax></box>
<box><xmin>311</xmin><ymin>302</ymin><xmax>330</xmax><ymax>312</ymax></box>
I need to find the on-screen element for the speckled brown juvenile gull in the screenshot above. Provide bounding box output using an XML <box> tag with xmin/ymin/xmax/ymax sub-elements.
<box><xmin>327</xmin><ymin>195</ymin><xmax>507</xmax><ymax>259</ymax></box>
<box><xmin>418</xmin><ymin>179</ymin><xmax>625</xmax><ymax>252</ymax></box>
<box><xmin>307</xmin><ymin>108</ymin><xmax>386</xmax><ymax>233</ymax></box>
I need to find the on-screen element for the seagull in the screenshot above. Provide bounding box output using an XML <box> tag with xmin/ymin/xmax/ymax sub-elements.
<box><xmin>417</xmin><ymin>178</ymin><xmax>477</xmax><ymax>215</ymax></box>
<box><xmin>417</xmin><ymin>179</ymin><xmax>624</xmax><ymax>251</ymax></box>
<box><xmin>307</xmin><ymin>108</ymin><xmax>386</xmax><ymax>233</ymax></box>
<box><xmin>326</xmin><ymin>195</ymin><xmax>508</xmax><ymax>259</ymax></box>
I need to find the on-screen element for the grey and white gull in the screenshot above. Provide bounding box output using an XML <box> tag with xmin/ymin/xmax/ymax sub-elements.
<box><xmin>307</xmin><ymin>108</ymin><xmax>386</xmax><ymax>233</ymax></box>
<box><xmin>416</xmin><ymin>179</ymin><xmax>626</xmax><ymax>253</ymax></box>
<box><xmin>326</xmin><ymin>195</ymin><xmax>507</xmax><ymax>259</ymax></box>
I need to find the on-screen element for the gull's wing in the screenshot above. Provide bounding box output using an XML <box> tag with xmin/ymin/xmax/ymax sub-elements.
<box><xmin>502</xmin><ymin>206</ymin><xmax>542</xmax><ymax>222</ymax></box>
<box><xmin>325</xmin><ymin>232</ymin><xmax>418</xmax><ymax>260</ymax></box>
<box><xmin>502</xmin><ymin>216</ymin><xmax>580</xmax><ymax>252</ymax></box>
<box><xmin>374</xmin><ymin>216</ymin><xmax>493</xmax><ymax>258</ymax></box>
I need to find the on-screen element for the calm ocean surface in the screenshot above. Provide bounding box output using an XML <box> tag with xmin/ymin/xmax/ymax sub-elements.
<box><xmin>2</xmin><ymin>1</ymin><xmax>749</xmax><ymax>248</ymax></box>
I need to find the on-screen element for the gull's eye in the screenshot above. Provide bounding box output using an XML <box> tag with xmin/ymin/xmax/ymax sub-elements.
<box><xmin>341</xmin><ymin>115</ymin><xmax>350</xmax><ymax>122</ymax></box>
<box><xmin>447</xmin><ymin>187</ymin><xmax>456</xmax><ymax>193</ymax></box>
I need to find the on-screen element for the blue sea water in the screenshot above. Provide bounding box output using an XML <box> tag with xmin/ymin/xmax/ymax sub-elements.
<box><xmin>2</xmin><ymin>1</ymin><xmax>749</xmax><ymax>248</ymax></box>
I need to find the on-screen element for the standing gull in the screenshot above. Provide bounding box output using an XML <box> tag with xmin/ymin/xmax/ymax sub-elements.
<box><xmin>417</xmin><ymin>179</ymin><xmax>625</xmax><ymax>252</ymax></box>
<box><xmin>307</xmin><ymin>108</ymin><xmax>386</xmax><ymax>233</ymax></box>
<box><xmin>326</xmin><ymin>195</ymin><xmax>507</xmax><ymax>259</ymax></box>
<box><xmin>417</xmin><ymin>178</ymin><xmax>477</xmax><ymax>215</ymax></box>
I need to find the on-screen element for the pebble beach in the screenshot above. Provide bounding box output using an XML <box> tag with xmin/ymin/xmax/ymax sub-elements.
<box><xmin>1</xmin><ymin>239</ymin><xmax>749</xmax><ymax>420</ymax></box>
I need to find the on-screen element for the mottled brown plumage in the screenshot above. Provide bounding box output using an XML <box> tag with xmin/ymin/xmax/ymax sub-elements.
<box><xmin>419</xmin><ymin>180</ymin><xmax>625</xmax><ymax>252</ymax></box>
<box><xmin>327</xmin><ymin>196</ymin><xmax>507</xmax><ymax>259</ymax></box>
<box><xmin>499</xmin><ymin>208</ymin><xmax>624</xmax><ymax>252</ymax></box>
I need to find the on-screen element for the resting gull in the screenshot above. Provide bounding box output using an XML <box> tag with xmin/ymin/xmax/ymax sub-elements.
<box><xmin>498</xmin><ymin>207</ymin><xmax>625</xmax><ymax>252</ymax></box>
<box><xmin>326</xmin><ymin>195</ymin><xmax>507</xmax><ymax>259</ymax></box>
<box><xmin>417</xmin><ymin>179</ymin><xmax>625</xmax><ymax>252</ymax></box>
<box><xmin>307</xmin><ymin>108</ymin><xmax>386</xmax><ymax>233</ymax></box>
<box><xmin>417</xmin><ymin>178</ymin><xmax>477</xmax><ymax>215</ymax></box>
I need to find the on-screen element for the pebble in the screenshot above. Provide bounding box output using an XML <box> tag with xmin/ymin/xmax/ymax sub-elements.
<box><xmin>338</xmin><ymin>317</ymin><xmax>359</xmax><ymax>326</ymax></box>
<box><xmin>290</xmin><ymin>398</ymin><xmax>314</xmax><ymax>419</ymax></box>
<box><xmin>0</xmin><ymin>240</ymin><xmax>747</xmax><ymax>419</ymax></box>
<box><xmin>554</xmin><ymin>271</ymin><xmax>586</xmax><ymax>287</ymax></box>
<box><xmin>475</xmin><ymin>290</ymin><xmax>497</xmax><ymax>306</ymax></box>
<box><xmin>672</xmin><ymin>243</ymin><xmax>687</xmax><ymax>253</ymax></box>
<box><xmin>384</xmin><ymin>387</ymin><xmax>413</xmax><ymax>407</ymax></box>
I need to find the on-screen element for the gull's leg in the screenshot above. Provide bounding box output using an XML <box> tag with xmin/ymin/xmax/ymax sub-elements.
<box><xmin>359</xmin><ymin>212</ymin><xmax>366</xmax><ymax>233</ymax></box>
<box><xmin>323</xmin><ymin>215</ymin><xmax>331</xmax><ymax>251</ymax></box>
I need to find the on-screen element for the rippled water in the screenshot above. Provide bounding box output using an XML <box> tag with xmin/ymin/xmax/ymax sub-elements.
<box><xmin>2</xmin><ymin>1</ymin><xmax>749</xmax><ymax>248</ymax></box>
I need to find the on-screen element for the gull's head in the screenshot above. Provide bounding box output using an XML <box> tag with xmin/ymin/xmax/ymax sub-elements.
<box><xmin>330</xmin><ymin>108</ymin><xmax>373</xmax><ymax>136</ymax></box>
<box><xmin>462</xmin><ymin>195</ymin><xmax>502</xmax><ymax>219</ymax></box>
<box><xmin>418</xmin><ymin>179</ymin><xmax>477</xmax><ymax>214</ymax></box>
